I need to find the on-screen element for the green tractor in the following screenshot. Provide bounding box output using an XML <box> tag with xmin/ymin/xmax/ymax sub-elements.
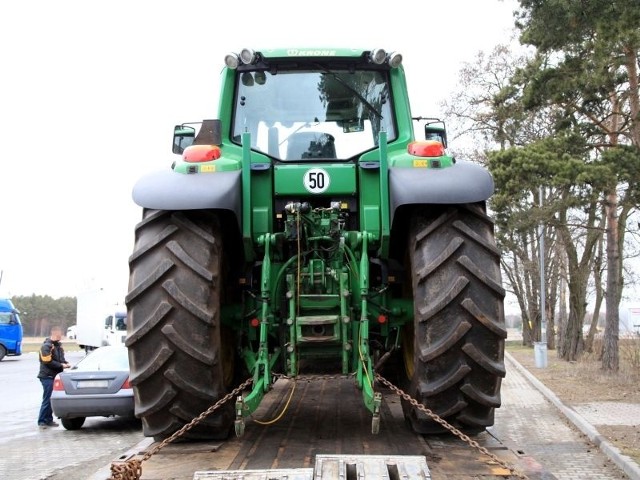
<box><xmin>126</xmin><ymin>48</ymin><xmax>506</xmax><ymax>441</ymax></box>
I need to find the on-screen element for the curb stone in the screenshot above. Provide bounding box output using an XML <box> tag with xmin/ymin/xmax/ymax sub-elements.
<box><xmin>506</xmin><ymin>351</ymin><xmax>640</xmax><ymax>480</ymax></box>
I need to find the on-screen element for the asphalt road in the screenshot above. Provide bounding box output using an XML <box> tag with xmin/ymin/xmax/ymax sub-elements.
<box><xmin>0</xmin><ymin>349</ymin><xmax>144</xmax><ymax>480</ymax></box>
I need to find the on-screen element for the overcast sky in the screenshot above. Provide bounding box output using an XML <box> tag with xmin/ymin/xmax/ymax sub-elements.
<box><xmin>0</xmin><ymin>0</ymin><xmax>521</xmax><ymax>300</ymax></box>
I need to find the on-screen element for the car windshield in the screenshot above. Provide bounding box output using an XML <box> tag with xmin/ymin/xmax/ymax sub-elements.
<box><xmin>75</xmin><ymin>347</ymin><xmax>129</xmax><ymax>371</ymax></box>
<box><xmin>232</xmin><ymin>68</ymin><xmax>396</xmax><ymax>161</ymax></box>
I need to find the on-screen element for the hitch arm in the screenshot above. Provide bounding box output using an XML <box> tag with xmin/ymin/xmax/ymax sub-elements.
<box><xmin>242</xmin><ymin>233</ymin><xmax>277</xmax><ymax>415</ymax></box>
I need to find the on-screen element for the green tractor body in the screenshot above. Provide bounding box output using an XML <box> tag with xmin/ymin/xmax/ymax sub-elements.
<box><xmin>127</xmin><ymin>48</ymin><xmax>506</xmax><ymax>441</ymax></box>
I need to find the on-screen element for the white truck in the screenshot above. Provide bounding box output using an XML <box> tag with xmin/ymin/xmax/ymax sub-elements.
<box><xmin>75</xmin><ymin>289</ymin><xmax>127</xmax><ymax>352</ymax></box>
<box><xmin>624</xmin><ymin>305</ymin><xmax>640</xmax><ymax>336</ymax></box>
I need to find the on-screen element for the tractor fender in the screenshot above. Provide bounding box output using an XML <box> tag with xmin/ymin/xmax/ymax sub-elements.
<box><xmin>389</xmin><ymin>161</ymin><xmax>494</xmax><ymax>218</ymax></box>
<box><xmin>132</xmin><ymin>169</ymin><xmax>241</xmax><ymax>223</ymax></box>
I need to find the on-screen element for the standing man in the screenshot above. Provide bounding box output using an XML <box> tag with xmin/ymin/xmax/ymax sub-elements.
<box><xmin>37</xmin><ymin>326</ymin><xmax>70</xmax><ymax>428</ymax></box>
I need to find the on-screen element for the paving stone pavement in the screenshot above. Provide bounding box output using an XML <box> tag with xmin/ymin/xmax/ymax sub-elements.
<box><xmin>0</xmin><ymin>418</ymin><xmax>143</xmax><ymax>480</ymax></box>
<box><xmin>573</xmin><ymin>403</ymin><xmax>640</xmax><ymax>426</ymax></box>
<box><xmin>493</xmin><ymin>356</ymin><xmax>628</xmax><ymax>480</ymax></box>
<box><xmin>503</xmin><ymin>353</ymin><xmax>640</xmax><ymax>480</ymax></box>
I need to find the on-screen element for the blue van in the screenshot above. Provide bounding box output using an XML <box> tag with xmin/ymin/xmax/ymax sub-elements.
<box><xmin>0</xmin><ymin>298</ymin><xmax>23</xmax><ymax>361</ymax></box>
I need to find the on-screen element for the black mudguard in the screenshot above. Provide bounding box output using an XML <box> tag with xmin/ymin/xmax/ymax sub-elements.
<box><xmin>389</xmin><ymin>161</ymin><xmax>494</xmax><ymax>220</ymax></box>
<box><xmin>132</xmin><ymin>169</ymin><xmax>241</xmax><ymax>225</ymax></box>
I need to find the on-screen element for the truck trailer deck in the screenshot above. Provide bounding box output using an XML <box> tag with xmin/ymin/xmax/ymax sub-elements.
<box><xmin>107</xmin><ymin>376</ymin><xmax>544</xmax><ymax>479</ymax></box>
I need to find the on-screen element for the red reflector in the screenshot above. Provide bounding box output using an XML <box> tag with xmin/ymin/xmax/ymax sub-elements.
<box><xmin>122</xmin><ymin>377</ymin><xmax>132</xmax><ymax>389</ymax></box>
<box><xmin>408</xmin><ymin>140</ymin><xmax>445</xmax><ymax>157</ymax></box>
<box><xmin>377</xmin><ymin>314</ymin><xmax>387</xmax><ymax>324</ymax></box>
<box><xmin>250</xmin><ymin>318</ymin><xmax>260</xmax><ymax>328</ymax></box>
<box><xmin>53</xmin><ymin>375</ymin><xmax>64</xmax><ymax>391</ymax></box>
<box><xmin>183</xmin><ymin>144</ymin><xmax>222</xmax><ymax>162</ymax></box>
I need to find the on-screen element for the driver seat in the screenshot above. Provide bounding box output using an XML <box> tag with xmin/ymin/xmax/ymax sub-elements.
<box><xmin>286</xmin><ymin>132</ymin><xmax>336</xmax><ymax>160</ymax></box>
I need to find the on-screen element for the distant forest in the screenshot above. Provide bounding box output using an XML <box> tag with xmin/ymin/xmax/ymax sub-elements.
<box><xmin>11</xmin><ymin>295</ymin><xmax>76</xmax><ymax>337</ymax></box>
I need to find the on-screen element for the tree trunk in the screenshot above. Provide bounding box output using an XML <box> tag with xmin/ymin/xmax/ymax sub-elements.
<box><xmin>555</xmin><ymin>201</ymin><xmax>598</xmax><ymax>361</ymax></box>
<box><xmin>522</xmin><ymin>311</ymin><xmax>536</xmax><ymax>346</ymax></box>
<box><xmin>503</xmin><ymin>231</ymin><xmax>541</xmax><ymax>347</ymax></box>
<box><xmin>586</xmin><ymin>295</ymin><xmax>603</xmax><ymax>353</ymax></box>
<box><xmin>561</xmin><ymin>292</ymin><xmax>585</xmax><ymax>361</ymax></box>
<box><xmin>545</xmin><ymin>300</ymin><xmax>556</xmax><ymax>350</ymax></box>
<box><xmin>602</xmin><ymin>189</ymin><xmax>620</xmax><ymax>372</ymax></box>
<box><xmin>586</xmin><ymin>224</ymin><xmax>605</xmax><ymax>353</ymax></box>
<box><xmin>601</xmin><ymin>85</ymin><xmax>626</xmax><ymax>372</ymax></box>
<box><xmin>624</xmin><ymin>46</ymin><xmax>640</xmax><ymax>147</ymax></box>
<box><xmin>501</xmin><ymin>252</ymin><xmax>534</xmax><ymax>347</ymax></box>
<box><xmin>545</xmin><ymin>237</ymin><xmax>559</xmax><ymax>350</ymax></box>
<box><xmin>557</xmin><ymin>247</ymin><xmax>567</xmax><ymax>353</ymax></box>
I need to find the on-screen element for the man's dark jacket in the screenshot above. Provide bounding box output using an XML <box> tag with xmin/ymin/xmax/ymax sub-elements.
<box><xmin>38</xmin><ymin>338</ymin><xmax>67</xmax><ymax>379</ymax></box>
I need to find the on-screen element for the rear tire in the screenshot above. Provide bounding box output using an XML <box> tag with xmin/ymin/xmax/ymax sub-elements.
<box><xmin>61</xmin><ymin>417</ymin><xmax>85</xmax><ymax>430</ymax></box>
<box><xmin>126</xmin><ymin>210</ymin><xmax>236</xmax><ymax>441</ymax></box>
<box><xmin>0</xmin><ymin>345</ymin><xmax>6</xmax><ymax>361</ymax></box>
<box><xmin>402</xmin><ymin>204</ymin><xmax>507</xmax><ymax>434</ymax></box>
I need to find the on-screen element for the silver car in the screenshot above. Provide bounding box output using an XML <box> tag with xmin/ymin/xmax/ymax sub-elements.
<box><xmin>51</xmin><ymin>345</ymin><xmax>135</xmax><ymax>430</ymax></box>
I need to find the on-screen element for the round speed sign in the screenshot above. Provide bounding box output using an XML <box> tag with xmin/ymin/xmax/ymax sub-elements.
<box><xmin>303</xmin><ymin>168</ymin><xmax>330</xmax><ymax>194</ymax></box>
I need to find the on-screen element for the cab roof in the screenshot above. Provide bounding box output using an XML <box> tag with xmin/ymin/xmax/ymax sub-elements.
<box><xmin>0</xmin><ymin>298</ymin><xmax>16</xmax><ymax>312</ymax></box>
<box><xmin>259</xmin><ymin>48</ymin><xmax>368</xmax><ymax>59</ymax></box>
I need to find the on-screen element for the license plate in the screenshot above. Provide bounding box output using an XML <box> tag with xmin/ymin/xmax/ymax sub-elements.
<box><xmin>77</xmin><ymin>380</ymin><xmax>109</xmax><ymax>388</ymax></box>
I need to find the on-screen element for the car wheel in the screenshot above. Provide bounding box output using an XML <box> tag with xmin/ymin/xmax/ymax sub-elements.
<box><xmin>0</xmin><ymin>345</ymin><xmax>6</xmax><ymax>362</ymax></box>
<box><xmin>61</xmin><ymin>417</ymin><xmax>86</xmax><ymax>430</ymax></box>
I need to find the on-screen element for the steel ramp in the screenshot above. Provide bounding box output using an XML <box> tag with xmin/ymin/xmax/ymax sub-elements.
<box><xmin>193</xmin><ymin>454</ymin><xmax>430</xmax><ymax>480</ymax></box>
<box><xmin>194</xmin><ymin>468</ymin><xmax>313</xmax><ymax>480</ymax></box>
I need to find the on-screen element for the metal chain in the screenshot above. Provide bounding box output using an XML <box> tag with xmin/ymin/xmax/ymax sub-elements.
<box><xmin>109</xmin><ymin>459</ymin><xmax>142</xmax><ymax>480</ymax></box>
<box><xmin>273</xmin><ymin>372</ymin><xmax>356</xmax><ymax>382</ymax></box>
<box><xmin>109</xmin><ymin>377</ymin><xmax>254</xmax><ymax>480</ymax></box>
<box><xmin>375</xmin><ymin>373</ymin><xmax>528</xmax><ymax>480</ymax></box>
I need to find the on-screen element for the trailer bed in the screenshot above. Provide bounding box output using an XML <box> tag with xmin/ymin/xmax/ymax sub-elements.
<box><xmin>111</xmin><ymin>375</ymin><xmax>547</xmax><ymax>480</ymax></box>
